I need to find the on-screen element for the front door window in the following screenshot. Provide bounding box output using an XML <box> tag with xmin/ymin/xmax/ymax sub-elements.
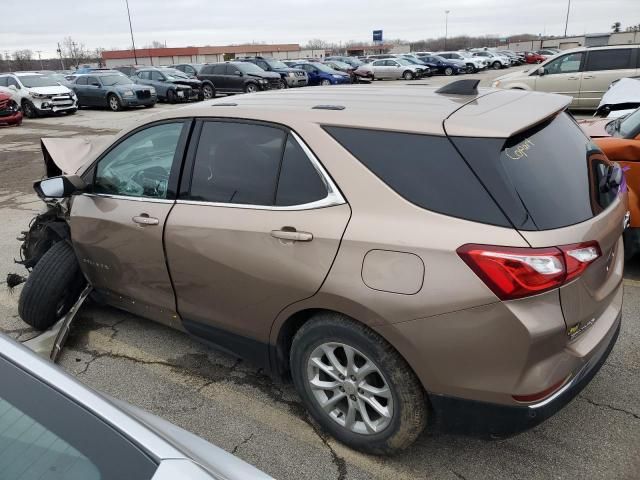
<box><xmin>544</xmin><ymin>53</ymin><xmax>583</xmax><ymax>75</ymax></box>
<box><xmin>94</xmin><ymin>122</ymin><xmax>184</xmax><ymax>199</ymax></box>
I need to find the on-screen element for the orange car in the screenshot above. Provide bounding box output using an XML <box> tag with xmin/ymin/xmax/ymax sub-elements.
<box><xmin>580</xmin><ymin>108</ymin><xmax>640</xmax><ymax>259</ymax></box>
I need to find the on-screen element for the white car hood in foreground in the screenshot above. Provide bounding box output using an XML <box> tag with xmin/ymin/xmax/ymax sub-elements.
<box><xmin>28</xmin><ymin>85</ymin><xmax>72</xmax><ymax>96</ymax></box>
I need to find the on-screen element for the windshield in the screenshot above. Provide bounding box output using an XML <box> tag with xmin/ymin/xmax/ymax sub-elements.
<box><xmin>330</xmin><ymin>61</ymin><xmax>351</xmax><ymax>69</ymax></box>
<box><xmin>238</xmin><ymin>62</ymin><xmax>266</xmax><ymax>75</ymax></box>
<box><xmin>619</xmin><ymin>108</ymin><xmax>640</xmax><ymax>138</ymax></box>
<box><xmin>395</xmin><ymin>58</ymin><xmax>413</xmax><ymax>66</ymax></box>
<box><xmin>100</xmin><ymin>75</ymin><xmax>132</xmax><ymax>86</ymax></box>
<box><xmin>311</xmin><ymin>62</ymin><xmax>338</xmax><ymax>73</ymax></box>
<box><xmin>19</xmin><ymin>75</ymin><xmax>59</xmax><ymax>88</ymax></box>
<box><xmin>267</xmin><ymin>60</ymin><xmax>289</xmax><ymax>69</ymax></box>
<box><xmin>163</xmin><ymin>69</ymin><xmax>189</xmax><ymax>79</ymax></box>
<box><xmin>432</xmin><ymin>56</ymin><xmax>447</xmax><ymax>62</ymax></box>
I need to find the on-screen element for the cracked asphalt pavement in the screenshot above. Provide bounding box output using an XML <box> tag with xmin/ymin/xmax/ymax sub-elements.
<box><xmin>1</xmin><ymin>75</ymin><xmax>639</xmax><ymax>479</ymax></box>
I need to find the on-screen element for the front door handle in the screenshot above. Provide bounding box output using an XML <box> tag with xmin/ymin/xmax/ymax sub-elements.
<box><xmin>132</xmin><ymin>215</ymin><xmax>159</xmax><ymax>226</ymax></box>
<box><xmin>583</xmin><ymin>75</ymin><xmax>594</xmax><ymax>79</ymax></box>
<box><xmin>271</xmin><ymin>229</ymin><xmax>313</xmax><ymax>242</ymax></box>
<box><xmin>567</xmin><ymin>76</ymin><xmax>579</xmax><ymax>80</ymax></box>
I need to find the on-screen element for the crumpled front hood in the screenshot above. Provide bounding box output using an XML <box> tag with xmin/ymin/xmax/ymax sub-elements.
<box><xmin>41</xmin><ymin>136</ymin><xmax>113</xmax><ymax>177</ymax></box>
<box><xmin>28</xmin><ymin>85</ymin><xmax>72</xmax><ymax>96</ymax></box>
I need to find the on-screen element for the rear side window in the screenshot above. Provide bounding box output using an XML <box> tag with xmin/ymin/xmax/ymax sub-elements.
<box><xmin>323</xmin><ymin>126</ymin><xmax>509</xmax><ymax>226</ymax></box>
<box><xmin>189</xmin><ymin>121</ymin><xmax>286</xmax><ymax>205</ymax></box>
<box><xmin>212</xmin><ymin>64</ymin><xmax>227</xmax><ymax>74</ymax></box>
<box><xmin>450</xmin><ymin>113</ymin><xmax>617</xmax><ymax>231</ymax></box>
<box><xmin>585</xmin><ymin>49</ymin><xmax>633</xmax><ymax>71</ymax></box>
<box><xmin>276</xmin><ymin>135</ymin><xmax>328</xmax><ymax>206</ymax></box>
<box><xmin>76</xmin><ymin>76</ymin><xmax>88</xmax><ymax>85</ymax></box>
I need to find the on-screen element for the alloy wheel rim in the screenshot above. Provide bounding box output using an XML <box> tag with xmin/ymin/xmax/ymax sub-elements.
<box><xmin>109</xmin><ymin>96</ymin><xmax>118</xmax><ymax>110</ymax></box>
<box><xmin>247</xmin><ymin>84</ymin><xmax>257</xmax><ymax>92</ymax></box>
<box><xmin>203</xmin><ymin>86</ymin><xmax>213</xmax><ymax>98</ymax></box>
<box><xmin>306</xmin><ymin>342</ymin><xmax>394</xmax><ymax>435</ymax></box>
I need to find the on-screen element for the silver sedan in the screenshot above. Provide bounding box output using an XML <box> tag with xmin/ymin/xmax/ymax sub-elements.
<box><xmin>368</xmin><ymin>58</ymin><xmax>424</xmax><ymax>80</ymax></box>
<box><xmin>0</xmin><ymin>333</ymin><xmax>272</xmax><ymax>480</ymax></box>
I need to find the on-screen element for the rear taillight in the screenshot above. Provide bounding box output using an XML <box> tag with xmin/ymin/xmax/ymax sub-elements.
<box><xmin>457</xmin><ymin>242</ymin><xmax>601</xmax><ymax>300</ymax></box>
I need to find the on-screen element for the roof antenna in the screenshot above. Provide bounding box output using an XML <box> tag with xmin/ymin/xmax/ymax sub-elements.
<box><xmin>435</xmin><ymin>79</ymin><xmax>480</xmax><ymax>95</ymax></box>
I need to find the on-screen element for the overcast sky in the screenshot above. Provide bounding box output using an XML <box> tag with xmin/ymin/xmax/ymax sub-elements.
<box><xmin>2</xmin><ymin>0</ymin><xmax>638</xmax><ymax>57</ymax></box>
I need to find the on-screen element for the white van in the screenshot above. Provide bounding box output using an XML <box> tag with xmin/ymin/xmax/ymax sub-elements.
<box><xmin>492</xmin><ymin>45</ymin><xmax>640</xmax><ymax>109</ymax></box>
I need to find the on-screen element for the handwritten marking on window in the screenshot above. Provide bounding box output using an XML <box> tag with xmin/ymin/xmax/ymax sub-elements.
<box><xmin>505</xmin><ymin>139</ymin><xmax>535</xmax><ymax>160</ymax></box>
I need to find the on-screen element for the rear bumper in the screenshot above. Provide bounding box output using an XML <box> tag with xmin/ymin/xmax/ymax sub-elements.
<box><xmin>429</xmin><ymin>312</ymin><xmax>621</xmax><ymax>438</ymax></box>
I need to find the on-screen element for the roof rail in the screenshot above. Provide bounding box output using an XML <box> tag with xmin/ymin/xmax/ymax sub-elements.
<box><xmin>435</xmin><ymin>79</ymin><xmax>480</xmax><ymax>95</ymax></box>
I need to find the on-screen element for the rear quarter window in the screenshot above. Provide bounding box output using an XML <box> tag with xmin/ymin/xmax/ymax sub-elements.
<box><xmin>585</xmin><ymin>49</ymin><xmax>633</xmax><ymax>71</ymax></box>
<box><xmin>323</xmin><ymin>126</ymin><xmax>510</xmax><ymax>227</ymax></box>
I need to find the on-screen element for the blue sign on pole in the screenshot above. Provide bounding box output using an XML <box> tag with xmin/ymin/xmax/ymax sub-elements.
<box><xmin>373</xmin><ymin>30</ymin><xmax>383</xmax><ymax>42</ymax></box>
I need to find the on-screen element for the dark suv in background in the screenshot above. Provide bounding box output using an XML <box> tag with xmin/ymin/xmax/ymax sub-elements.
<box><xmin>236</xmin><ymin>56</ymin><xmax>308</xmax><ymax>88</ymax></box>
<box><xmin>197</xmin><ymin>62</ymin><xmax>282</xmax><ymax>97</ymax></box>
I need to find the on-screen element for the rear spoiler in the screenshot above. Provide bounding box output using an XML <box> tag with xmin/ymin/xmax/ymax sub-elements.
<box><xmin>41</xmin><ymin>136</ymin><xmax>113</xmax><ymax>177</ymax></box>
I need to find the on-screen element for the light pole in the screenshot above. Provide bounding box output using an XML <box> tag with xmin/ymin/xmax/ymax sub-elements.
<box><xmin>564</xmin><ymin>0</ymin><xmax>571</xmax><ymax>37</ymax></box>
<box><xmin>36</xmin><ymin>51</ymin><xmax>43</xmax><ymax>70</ymax></box>
<box><xmin>125</xmin><ymin>0</ymin><xmax>138</xmax><ymax>64</ymax></box>
<box><xmin>444</xmin><ymin>10</ymin><xmax>450</xmax><ymax>50</ymax></box>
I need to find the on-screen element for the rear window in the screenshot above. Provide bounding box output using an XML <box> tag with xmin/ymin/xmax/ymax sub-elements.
<box><xmin>323</xmin><ymin>126</ymin><xmax>510</xmax><ymax>227</ymax></box>
<box><xmin>450</xmin><ymin>112</ymin><xmax>617</xmax><ymax>231</ymax></box>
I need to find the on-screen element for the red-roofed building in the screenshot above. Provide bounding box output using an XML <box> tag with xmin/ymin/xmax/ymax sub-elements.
<box><xmin>102</xmin><ymin>44</ymin><xmax>323</xmax><ymax>67</ymax></box>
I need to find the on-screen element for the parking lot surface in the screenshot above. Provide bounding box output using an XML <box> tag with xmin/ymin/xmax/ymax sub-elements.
<box><xmin>1</xmin><ymin>70</ymin><xmax>639</xmax><ymax>479</ymax></box>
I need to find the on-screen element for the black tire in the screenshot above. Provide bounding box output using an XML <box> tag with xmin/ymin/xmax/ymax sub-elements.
<box><xmin>280</xmin><ymin>79</ymin><xmax>288</xmax><ymax>89</ymax></box>
<box><xmin>444</xmin><ymin>67</ymin><xmax>454</xmax><ymax>76</ymax></box>
<box><xmin>402</xmin><ymin>70</ymin><xmax>414</xmax><ymax>80</ymax></box>
<box><xmin>21</xmin><ymin>100</ymin><xmax>38</xmax><ymax>118</ymax></box>
<box><xmin>492</xmin><ymin>61</ymin><xmax>502</xmax><ymax>70</ymax></box>
<box><xmin>144</xmin><ymin>103</ymin><xmax>155</xmax><ymax>108</ymax></box>
<box><xmin>466</xmin><ymin>64</ymin><xmax>476</xmax><ymax>74</ymax></box>
<box><xmin>18</xmin><ymin>241</ymin><xmax>86</xmax><ymax>330</ymax></box>
<box><xmin>66</xmin><ymin>108</ymin><xmax>77</xmax><ymax>115</ymax></box>
<box><xmin>320</xmin><ymin>79</ymin><xmax>332</xmax><ymax>86</ymax></box>
<box><xmin>290</xmin><ymin>313</ymin><xmax>427</xmax><ymax>455</ymax></box>
<box><xmin>202</xmin><ymin>83</ymin><xmax>215</xmax><ymax>99</ymax></box>
<box><xmin>244</xmin><ymin>83</ymin><xmax>259</xmax><ymax>93</ymax></box>
<box><xmin>107</xmin><ymin>93</ymin><xmax>121</xmax><ymax>112</ymax></box>
<box><xmin>167</xmin><ymin>89</ymin><xmax>177</xmax><ymax>104</ymax></box>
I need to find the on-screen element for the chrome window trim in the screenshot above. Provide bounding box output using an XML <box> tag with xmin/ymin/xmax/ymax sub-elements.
<box><xmin>178</xmin><ymin>130</ymin><xmax>346</xmax><ymax>211</ymax></box>
<box><xmin>83</xmin><ymin>193</ymin><xmax>175</xmax><ymax>204</ymax></box>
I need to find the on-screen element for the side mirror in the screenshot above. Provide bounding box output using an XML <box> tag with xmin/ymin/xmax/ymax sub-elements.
<box><xmin>8</xmin><ymin>84</ymin><xmax>18</xmax><ymax>91</ymax></box>
<box><xmin>235</xmin><ymin>71</ymin><xmax>243</xmax><ymax>76</ymax></box>
<box><xmin>34</xmin><ymin>175</ymin><xmax>86</xmax><ymax>199</ymax></box>
<box><xmin>537</xmin><ymin>67</ymin><xmax>546</xmax><ymax>76</ymax></box>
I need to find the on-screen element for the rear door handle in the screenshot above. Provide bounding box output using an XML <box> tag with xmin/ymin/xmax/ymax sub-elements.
<box><xmin>271</xmin><ymin>229</ymin><xmax>313</xmax><ymax>242</ymax></box>
<box><xmin>132</xmin><ymin>215</ymin><xmax>159</xmax><ymax>226</ymax></box>
<box><xmin>583</xmin><ymin>75</ymin><xmax>594</xmax><ymax>79</ymax></box>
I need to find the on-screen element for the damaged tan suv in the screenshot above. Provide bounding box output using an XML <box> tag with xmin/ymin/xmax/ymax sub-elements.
<box><xmin>17</xmin><ymin>81</ymin><xmax>627</xmax><ymax>454</ymax></box>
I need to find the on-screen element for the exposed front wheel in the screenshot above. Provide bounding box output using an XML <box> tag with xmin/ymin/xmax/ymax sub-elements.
<box><xmin>444</xmin><ymin>67</ymin><xmax>454</xmax><ymax>76</ymax></box>
<box><xmin>320</xmin><ymin>79</ymin><xmax>332</xmax><ymax>86</ymax></box>
<box><xmin>108</xmin><ymin>93</ymin><xmax>122</xmax><ymax>112</ymax></box>
<box><xmin>403</xmin><ymin>71</ymin><xmax>414</xmax><ymax>80</ymax></box>
<box><xmin>244</xmin><ymin>83</ymin><xmax>258</xmax><ymax>93</ymax></box>
<box><xmin>202</xmin><ymin>84</ymin><xmax>215</xmax><ymax>99</ymax></box>
<box><xmin>21</xmin><ymin>100</ymin><xmax>38</xmax><ymax>118</ymax></box>
<box><xmin>167</xmin><ymin>89</ymin><xmax>177</xmax><ymax>104</ymax></box>
<box><xmin>492</xmin><ymin>61</ymin><xmax>502</xmax><ymax>70</ymax></box>
<box><xmin>18</xmin><ymin>241</ymin><xmax>87</xmax><ymax>330</ymax></box>
<box><xmin>466</xmin><ymin>64</ymin><xmax>476</xmax><ymax>73</ymax></box>
<box><xmin>290</xmin><ymin>313</ymin><xmax>427</xmax><ymax>455</ymax></box>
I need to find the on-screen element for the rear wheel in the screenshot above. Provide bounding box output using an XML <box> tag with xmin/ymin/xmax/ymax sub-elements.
<box><xmin>403</xmin><ymin>70</ymin><xmax>414</xmax><ymax>80</ymax></box>
<box><xmin>107</xmin><ymin>93</ymin><xmax>121</xmax><ymax>112</ymax></box>
<box><xmin>18</xmin><ymin>241</ymin><xmax>86</xmax><ymax>330</ymax></box>
<box><xmin>290</xmin><ymin>313</ymin><xmax>427</xmax><ymax>455</ymax></box>
<box><xmin>444</xmin><ymin>67</ymin><xmax>454</xmax><ymax>76</ymax></box>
